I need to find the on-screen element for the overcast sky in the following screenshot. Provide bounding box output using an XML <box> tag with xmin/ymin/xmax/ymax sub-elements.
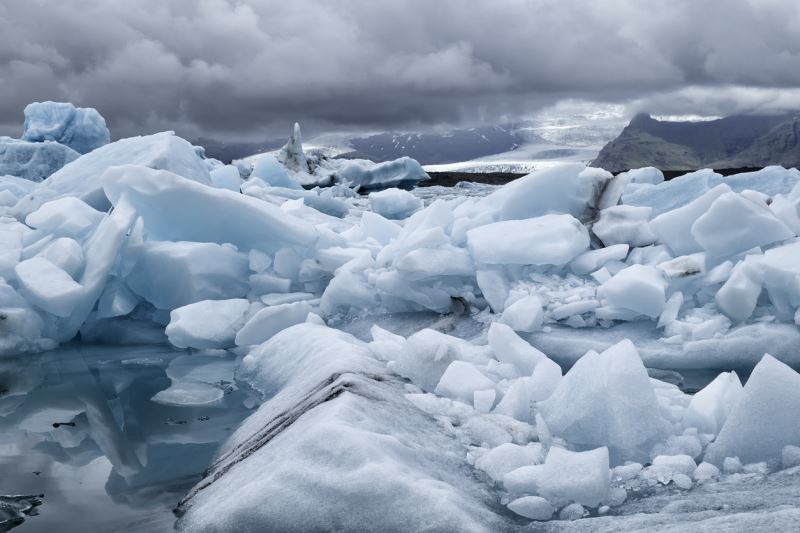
<box><xmin>2</xmin><ymin>0</ymin><xmax>800</xmax><ymax>141</ymax></box>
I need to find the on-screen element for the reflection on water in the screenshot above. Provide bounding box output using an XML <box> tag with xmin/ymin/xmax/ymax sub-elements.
<box><xmin>0</xmin><ymin>344</ymin><xmax>254</xmax><ymax>532</ymax></box>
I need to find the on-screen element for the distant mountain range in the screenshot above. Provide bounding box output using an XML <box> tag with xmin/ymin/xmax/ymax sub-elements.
<box><xmin>197</xmin><ymin>125</ymin><xmax>533</xmax><ymax>165</ymax></box>
<box><xmin>591</xmin><ymin>112</ymin><xmax>800</xmax><ymax>172</ymax></box>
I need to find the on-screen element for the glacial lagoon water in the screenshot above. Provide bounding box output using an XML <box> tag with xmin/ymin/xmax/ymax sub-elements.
<box><xmin>0</xmin><ymin>344</ymin><xmax>253</xmax><ymax>532</ymax></box>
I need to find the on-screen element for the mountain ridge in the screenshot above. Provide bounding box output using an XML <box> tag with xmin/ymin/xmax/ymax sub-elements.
<box><xmin>591</xmin><ymin>112</ymin><xmax>800</xmax><ymax>172</ymax></box>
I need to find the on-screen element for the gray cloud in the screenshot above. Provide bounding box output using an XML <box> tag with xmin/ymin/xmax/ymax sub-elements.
<box><xmin>1</xmin><ymin>0</ymin><xmax>800</xmax><ymax>140</ymax></box>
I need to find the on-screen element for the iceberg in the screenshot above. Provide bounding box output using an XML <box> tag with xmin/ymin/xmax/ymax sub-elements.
<box><xmin>539</xmin><ymin>340</ymin><xmax>672</xmax><ymax>464</ymax></box>
<box><xmin>704</xmin><ymin>354</ymin><xmax>800</xmax><ymax>466</ymax></box>
<box><xmin>22</xmin><ymin>101</ymin><xmax>110</xmax><ymax>154</ymax></box>
<box><xmin>12</xmin><ymin>132</ymin><xmax>212</xmax><ymax>216</ymax></box>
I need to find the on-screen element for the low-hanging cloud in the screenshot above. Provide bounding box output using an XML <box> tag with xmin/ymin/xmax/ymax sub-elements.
<box><xmin>2</xmin><ymin>0</ymin><xmax>800</xmax><ymax>140</ymax></box>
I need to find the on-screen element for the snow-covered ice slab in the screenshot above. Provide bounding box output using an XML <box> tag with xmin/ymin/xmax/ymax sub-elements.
<box><xmin>176</xmin><ymin>324</ymin><xmax>508</xmax><ymax>532</ymax></box>
<box><xmin>102</xmin><ymin>165</ymin><xmax>316</xmax><ymax>253</ymax></box>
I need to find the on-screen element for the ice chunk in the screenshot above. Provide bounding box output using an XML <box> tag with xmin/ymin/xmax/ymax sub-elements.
<box><xmin>467</xmin><ymin>214</ymin><xmax>589</xmax><ymax>265</ymax></box>
<box><xmin>693</xmin><ymin>461</ymin><xmax>720</xmax><ymax>480</ymax></box>
<box><xmin>760</xmin><ymin>241</ymin><xmax>800</xmax><ymax>318</ymax></box>
<box><xmin>12</xmin><ymin>132</ymin><xmax>211</xmax><ymax>215</ymax></box>
<box><xmin>559</xmin><ymin>503</ymin><xmax>587</xmax><ymax>520</ymax></box>
<box><xmin>475</xmin><ymin>442</ymin><xmax>544</xmax><ymax>481</ymax></box>
<box><xmin>671</xmin><ymin>473</ymin><xmax>693</xmax><ymax>489</ymax></box>
<box><xmin>334</xmin><ymin>156</ymin><xmax>428</xmax><ymax>191</ymax></box>
<box><xmin>393</xmin><ymin>244</ymin><xmax>475</xmax><ymax>279</ymax></box>
<box><xmin>649</xmin><ymin>184</ymin><xmax>732</xmax><ymax>256</ymax></box>
<box><xmin>276</xmin><ymin>123</ymin><xmax>310</xmax><ymax>173</ymax></box>
<box><xmin>528</xmin><ymin>357</ymin><xmax>562</xmax><ymax>401</ymax></box>
<box><xmin>722</xmin><ymin>456</ymin><xmax>743</xmax><ymax>474</ymax></box>
<box><xmin>166</xmin><ymin>299</ymin><xmax>251</xmax><ymax>349</ymax></box>
<box><xmin>22</xmin><ymin>101</ymin><xmax>109</xmax><ymax>154</ymax></box>
<box><xmin>495</xmin><ymin>357</ymin><xmax>562</xmax><ymax>422</ymax></box>
<box><xmin>656</xmin><ymin>253</ymin><xmax>705</xmax><ymax>281</ymax></box>
<box><xmin>628</xmin><ymin>167</ymin><xmax>665</xmax><ymax>185</ymax></box>
<box><xmin>368</xmin><ymin>188</ymin><xmax>423</xmax><ymax>219</ymax></box>
<box><xmin>0</xmin><ymin>137</ymin><xmax>79</xmax><ymax>181</ymax></box>
<box><xmin>719</xmin><ymin>166</ymin><xmax>800</xmax><ymax>197</ymax></box>
<box><xmin>537</xmin><ymin>446</ymin><xmax>610</xmax><ymax>507</ymax></box>
<box><xmin>0</xmin><ymin>228</ymin><xmax>22</xmax><ymax>280</ymax></box>
<box><xmin>96</xmin><ymin>279</ymin><xmax>139</xmax><ymax>319</ymax></box>
<box><xmin>251</xmin><ymin>154</ymin><xmax>302</xmax><ymax>189</ymax></box>
<box><xmin>36</xmin><ymin>237</ymin><xmax>84</xmax><ymax>279</ymax></box>
<box><xmin>476</xmin><ymin>269</ymin><xmax>509</xmax><ymax>312</ymax></box>
<box><xmin>781</xmin><ymin>445</ymin><xmax>800</xmax><ymax>469</ymax></box>
<box><xmin>0</xmin><ymin>174</ymin><xmax>36</xmax><ymax>200</ymax></box>
<box><xmin>705</xmin><ymin>354</ymin><xmax>800</xmax><ymax>466</ymax></box>
<box><xmin>24</xmin><ymin>197</ymin><xmax>104</xmax><ymax>239</ymax></box>
<box><xmin>473</xmin><ymin>389</ymin><xmax>496</xmax><ymax>412</ymax></box>
<box><xmin>657</xmin><ymin>292</ymin><xmax>683</xmax><ymax>328</ymax></box>
<box><xmin>570</xmin><ymin>244</ymin><xmax>629</xmax><ymax>275</ymax></box>
<box><xmin>387</xmin><ymin>328</ymin><xmax>490</xmax><ymax>392</ymax></box>
<box><xmin>463</xmin><ymin>164</ymin><xmax>611</xmax><ymax>227</ymax></box>
<box><xmin>359</xmin><ymin>211</ymin><xmax>400</xmax><ymax>245</ymax></box>
<box><xmin>507</xmin><ymin>496</ymin><xmax>554</xmax><ymax>521</ymax></box>
<box><xmin>492</xmin><ymin>378</ymin><xmax>537</xmax><ymax>422</ymax></box>
<box><xmin>434</xmin><ymin>361</ymin><xmax>495</xmax><ymax>404</ymax></box>
<box><xmin>102</xmin><ymin>165</ymin><xmax>316</xmax><ymax>254</ymax></box>
<box><xmin>692</xmin><ymin>192</ymin><xmax>793</xmax><ymax>258</ymax></box>
<box><xmin>683</xmin><ymin>371</ymin><xmax>743</xmax><ymax>435</ymax></box>
<box><xmin>125</xmin><ymin>241</ymin><xmax>249</xmax><ymax>309</ymax></box>
<box><xmin>500</xmin><ymin>294</ymin><xmax>545</xmax><ymax>333</ymax></box>
<box><xmin>652</xmin><ymin>454</ymin><xmax>697</xmax><ymax>477</ymax></box>
<box><xmin>151</xmin><ymin>381</ymin><xmax>224</xmax><ymax>407</ymax></box>
<box><xmin>54</xmin><ymin>196</ymin><xmax>137</xmax><ymax>341</ymax></box>
<box><xmin>539</xmin><ymin>340</ymin><xmax>671</xmax><ymax>464</ymax></box>
<box><xmin>623</xmin><ymin>169</ymin><xmax>720</xmax><ymax>216</ymax></box>
<box><xmin>234</xmin><ymin>301</ymin><xmax>313</xmax><ymax>347</ymax></box>
<box><xmin>487</xmin><ymin>322</ymin><xmax>545</xmax><ymax>375</ymax></box>
<box><xmin>15</xmin><ymin>257</ymin><xmax>83</xmax><ymax>317</ymax></box>
<box><xmin>551</xmin><ymin>300</ymin><xmax>600</xmax><ymax>321</ymax></box>
<box><xmin>597</xmin><ymin>265</ymin><xmax>667</xmax><ymax>318</ymax></box>
<box><xmin>0</xmin><ymin>189</ymin><xmax>16</xmax><ymax>206</ymax></box>
<box><xmin>592</xmin><ymin>205</ymin><xmax>656</xmax><ymax>247</ymax></box>
<box><xmin>209</xmin><ymin>165</ymin><xmax>241</xmax><ymax>191</ymax></box>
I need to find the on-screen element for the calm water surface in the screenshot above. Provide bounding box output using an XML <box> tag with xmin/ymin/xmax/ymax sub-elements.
<box><xmin>0</xmin><ymin>344</ymin><xmax>253</xmax><ymax>532</ymax></box>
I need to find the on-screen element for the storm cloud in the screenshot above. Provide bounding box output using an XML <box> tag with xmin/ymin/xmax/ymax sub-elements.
<box><xmin>2</xmin><ymin>0</ymin><xmax>800</xmax><ymax>140</ymax></box>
